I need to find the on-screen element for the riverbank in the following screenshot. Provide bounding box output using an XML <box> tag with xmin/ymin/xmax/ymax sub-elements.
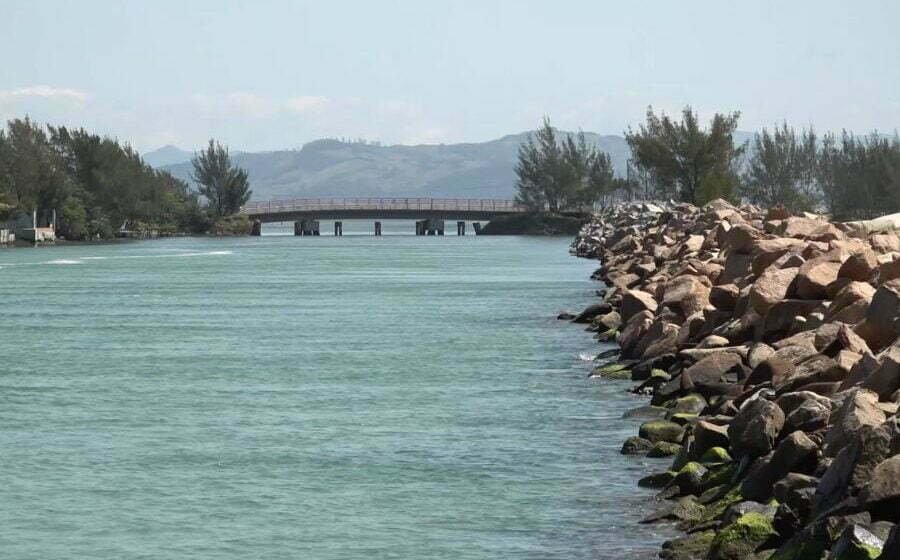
<box><xmin>567</xmin><ymin>200</ymin><xmax>898</xmax><ymax>559</ymax></box>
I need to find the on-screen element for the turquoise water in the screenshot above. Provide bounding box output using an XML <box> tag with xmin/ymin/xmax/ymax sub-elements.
<box><xmin>0</xmin><ymin>230</ymin><xmax>671</xmax><ymax>559</ymax></box>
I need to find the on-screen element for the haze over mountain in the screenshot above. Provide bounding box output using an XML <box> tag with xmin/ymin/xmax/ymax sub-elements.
<box><xmin>148</xmin><ymin>130</ymin><xmax>757</xmax><ymax>201</ymax></box>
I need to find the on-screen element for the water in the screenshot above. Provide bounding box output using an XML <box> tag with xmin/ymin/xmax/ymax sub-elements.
<box><xmin>0</xmin><ymin>230</ymin><xmax>673</xmax><ymax>559</ymax></box>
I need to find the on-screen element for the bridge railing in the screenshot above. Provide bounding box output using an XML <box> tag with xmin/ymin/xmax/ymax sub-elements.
<box><xmin>240</xmin><ymin>197</ymin><xmax>527</xmax><ymax>215</ymax></box>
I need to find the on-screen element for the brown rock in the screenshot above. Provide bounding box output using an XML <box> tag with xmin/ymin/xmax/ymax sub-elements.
<box><xmin>751</xmin><ymin>238</ymin><xmax>804</xmax><ymax>275</ymax></box>
<box><xmin>839</xmin><ymin>248</ymin><xmax>878</xmax><ymax>282</ymax></box>
<box><xmin>620</xmin><ymin>290</ymin><xmax>658</xmax><ymax>324</ymax></box>
<box><xmin>826</xmin><ymin>281</ymin><xmax>876</xmax><ymax>324</ymax></box>
<box><xmin>878</xmin><ymin>256</ymin><xmax>900</xmax><ymax>285</ymax></box>
<box><xmin>795</xmin><ymin>258</ymin><xmax>842</xmax><ymax>300</ymax></box>
<box><xmin>710</xmin><ymin>284</ymin><xmax>740</xmax><ymax>311</ymax></box>
<box><xmin>662</xmin><ymin>275</ymin><xmax>711</xmax><ymax>318</ymax></box>
<box><xmin>858</xmin><ymin>455</ymin><xmax>900</xmax><ymax>518</ymax></box>
<box><xmin>750</xmin><ymin>266</ymin><xmax>799</xmax><ymax>314</ymax></box>
<box><xmin>728</xmin><ymin>397</ymin><xmax>785</xmax><ymax>458</ymax></box>
<box><xmin>855</xmin><ymin>279</ymin><xmax>900</xmax><ymax>351</ymax></box>
<box><xmin>823</xmin><ymin>389</ymin><xmax>887</xmax><ymax>456</ymax></box>
<box><xmin>861</xmin><ymin>341</ymin><xmax>900</xmax><ymax>400</ymax></box>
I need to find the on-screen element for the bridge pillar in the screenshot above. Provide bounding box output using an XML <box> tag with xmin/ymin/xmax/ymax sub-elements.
<box><xmin>424</xmin><ymin>218</ymin><xmax>444</xmax><ymax>236</ymax></box>
<box><xmin>250</xmin><ymin>219</ymin><xmax>262</xmax><ymax>236</ymax></box>
<box><xmin>334</xmin><ymin>221</ymin><xmax>343</xmax><ymax>236</ymax></box>
<box><xmin>374</xmin><ymin>221</ymin><xmax>382</xmax><ymax>236</ymax></box>
<box><xmin>457</xmin><ymin>221</ymin><xmax>465</xmax><ymax>236</ymax></box>
<box><xmin>415</xmin><ymin>220</ymin><xmax>426</xmax><ymax>236</ymax></box>
<box><xmin>473</xmin><ymin>222</ymin><xmax>482</xmax><ymax>235</ymax></box>
<box><xmin>295</xmin><ymin>219</ymin><xmax>319</xmax><ymax>236</ymax></box>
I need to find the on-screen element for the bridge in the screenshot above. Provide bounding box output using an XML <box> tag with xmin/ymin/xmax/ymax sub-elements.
<box><xmin>239</xmin><ymin>197</ymin><xmax>528</xmax><ymax>235</ymax></box>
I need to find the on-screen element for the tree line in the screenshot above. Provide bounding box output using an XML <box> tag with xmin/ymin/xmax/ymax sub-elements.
<box><xmin>515</xmin><ymin>109</ymin><xmax>900</xmax><ymax>220</ymax></box>
<box><xmin>0</xmin><ymin>118</ymin><xmax>251</xmax><ymax>239</ymax></box>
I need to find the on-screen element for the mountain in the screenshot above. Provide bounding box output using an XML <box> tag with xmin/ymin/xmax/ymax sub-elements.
<box><xmin>142</xmin><ymin>145</ymin><xmax>194</xmax><ymax>168</ymax></box>
<box><xmin>155</xmin><ymin>132</ymin><xmax>632</xmax><ymax>201</ymax></box>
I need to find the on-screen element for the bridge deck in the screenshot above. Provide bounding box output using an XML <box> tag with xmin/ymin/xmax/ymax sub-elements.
<box><xmin>240</xmin><ymin>197</ymin><xmax>527</xmax><ymax>222</ymax></box>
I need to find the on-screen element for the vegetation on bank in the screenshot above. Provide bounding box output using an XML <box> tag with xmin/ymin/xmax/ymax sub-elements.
<box><xmin>0</xmin><ymin>118</ymin><xmax>250</xmax><ymax>239</ymax></box>
<box><xmin>516</xmin><ymin>110</ymin><xmax>900</xmax><ymax>221</ymax></box>
<box><xmin>478</xmin><ymin>211</ymin><xmax>587</xmax><ymax>235</ymax></box>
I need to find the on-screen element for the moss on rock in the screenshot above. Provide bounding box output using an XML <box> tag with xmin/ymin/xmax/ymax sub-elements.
<box><xmin>639</xmin><ymin>419</ymin><xmax>685</xmax><ymax>443</ymax></box>
<box><xmin>701</xmin><ymin>446</ymin><xmax>733</xmax><ymax>464</ymax></box>
<box><xmin>709</xmin><ymin>512</ymin><xmax>778</xmax><ymax>560</ymax></box>
<box><xmin>648</xmin><ymin>441</ymin><xmax>682</xmax><ymax>458</ymax></box>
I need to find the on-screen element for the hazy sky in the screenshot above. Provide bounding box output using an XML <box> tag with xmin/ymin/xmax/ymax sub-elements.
<box><xmin>1</xmin><ymin>0</ymin><xmax>897</xmax><ymax>152</ymax></box>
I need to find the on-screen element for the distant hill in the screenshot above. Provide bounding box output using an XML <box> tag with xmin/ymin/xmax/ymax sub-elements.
<box><xmin>150</xmin><ymin>130</ymin><xmax>761</xmax><ymax>201</ymax></box>
<box><xmin>151</xmin><ymin>132</ymin><xmax>631</xmax><ymax>201</ymax></box>
<box><xmin>142</xmin><ymin>145</ymin><xmax>194</xmax><ymax>168</ymax></box>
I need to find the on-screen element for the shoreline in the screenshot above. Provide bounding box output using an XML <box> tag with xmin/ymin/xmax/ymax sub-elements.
<box><xmin>566</xmin><ymin>200</ymin><xmax>898</xmax><ymax>559</ymax></box>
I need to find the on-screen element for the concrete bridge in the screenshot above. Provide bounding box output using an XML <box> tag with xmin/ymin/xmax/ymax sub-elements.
<box><xmin>239</xmin><ymin>197</ymin><xmax>528</xmax><ymax>235</ymax></box>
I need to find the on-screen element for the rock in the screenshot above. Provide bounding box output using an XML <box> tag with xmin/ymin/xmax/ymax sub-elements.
<box><xmin>859</xmin><ymin>455</ymin><xmax>900</xmax><ymax>521</ymax></box>
<box><xmin>694</xmin><ymin>420</ymin><xmax>731</xmax><ymax>458</ymax></box>
<box><xmin>839</xmin><ymin>248</ymin><xmax>879</xmax><ymax>282</ymax></box>
<box><xmin>878</xmin><ymin>257</ymin><xmax>900</xmax><ymax>285</ymax></box>
<box><xmin>708</xmin><ymin>512</ymin><xmax>778</xmax><ymax>560</ymax></box>
<box><xmin>722</xmin><ymin>224</ymin><xmax>763</xmax><ymax>254</ymax></box>
<box><xmin>746</xmin><ymin>356</ymin><xmax>795</xmax><ymax>387</ymax></box>
<box><xmin>741</xmin><ymin>431</ymin><xmax>819</xmax><ymax>501</ymax></box>
<box><xmin>795</xmin><ymin>258</ymin><xmax>842</xmax><ymax>300</ymax></box>
<box><xmin>660</xmin><ymin>531</ymin><xmax>716</xmax><ymax>560</ymax></box>
<box><xmin>671</xmin><ymin>461</ymin><xmax>708</xmax><ymax>496</ymax></box>
<box><xmin>648</xmin><ymin>441</ymin><xmax>683</xmax><ymax>457</ymax></box>
<box><xmin>826</xmin><ymin>281</ymin><xmax>876</xmax><ymax>324</ymax></box>
<box><xmin>591</xmin><ymin>362</ymin><xmax>632</xmax><ymax>379</ymax></box>
<box><xmin>855</xmin><ymin>279</ymin><xmax>900</xmax><ymax>351</ymax></box>
<box><xmin>728</xmin><ymin>398</ymin><xmax>785</xmax><ymax>458</ymax></box>
<box><xmin>751</xmin><ymin>238</ymin><xmax>804</xmax><ymax>275</ymax></box>
<box><xmin>711</xmin><ymin>284</ymin><xmax>741</xmax><ymax>311</ymax></box>
<box><xmin>557</xmin><ymin>312</ymin><xmax>576</xmax><ymax>320</ymax></box>
<box><xmin>639</xmin><ymin>471</ymin><xmax>676</xmax><ymax>488</ymax></box>
<box><xmin>684</xmin><ymin>352</ymin><xmax>744</xmax><ymax>385</ymax></box>
<box><xmin>639</xmin><ymin>419</ymin><xmax>686</xmax><ymax>444</ymax></box>
<box><xmin>701</xmin><ymin>446</ymin><xmax>733</xmax><ymax>464</ymax></box>
<box><xmin>621</xmin><ymin>436</ymin><xmax>654</xmax><ymax>455</ymax></box>
<box><xmin>662</xmin><ymin>275</ymin><xmax>712</xmax><ymax>319</ymax></box>
<box><xmin>876</xmin><ymin>525</ymin><xmax>900</xmax><ymax>560</ymax></box>
<box><xmin>750</xmin><ymin>266</ymin><xmax>800</xmax><ymax>315</ymax></box>
<box><xmin>672</xmin><ymin>394</ymin><xmax>708</xmax><ymax>415</ymax></box>
<box><xmin>721</xmin><ymin>501</ymin><xmax>778</xmax><ymax>528</ymax></box>
<box><xmin>594</xmin><ymin>310</ymin><xmax>622</xmax><ymax>330</ymax></box>
<box><xmin>572</xmin><ymin>302</ymin><xmax>612</xmax><ymax>323</ymax></box>
<box><xmin>619</xmin><ymin>310</ymin><xmax>654</xmax><ymax>358</ymax></box>
<box><xmin>824</xmin><ymin>389</ymin><xmax>886</xmax><ymax>457</ymax></box>
<box><xmin>861</xmin><ymin>341</ymin><xmax>900</xmax><ymax>400</ymax></box>
<box><xmin>642</xmin><ymin>495</ymin><xmax>705</xmax><ymax>524</ymax></box>
<box><xmin>784</xmin><ymin>397</ymin><xmax>832</xmax><ymax>433</ymax></box>
<box><xmin>636</xmin><ymin>321</ymin><xmax>681</xmax><ymax>360</ymax></box>
<box><xmin>748</xmin><ymin>343</ymin><xmax>776</xmax><ymax>369</ymax></box>
<box><xmin>828</xmin><ymin>524</ymin><xmax>884</xmax><ymax>559</ymax></box>
<box><xmin>699</xmin><ymin>335</ymin><xmax>732</xmax><ymax>349</ymax></box>
<box><xmin>622</xmin><ymin>405</ymin><xmax>669</xmax><ymax>419</ymax></box>
<box><xmin>620</xmin><ymin>289</ymin><xmax>658</xmax><ymax>323</ymax></box>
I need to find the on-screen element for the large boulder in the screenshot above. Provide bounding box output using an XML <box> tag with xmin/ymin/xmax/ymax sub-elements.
<box><xmin>750</xmin><ymin>266</ymin><xmax>799</xmax><ymax>315</ymax></box>
<box><xmin>662</xmin><ymin>275</ymin><xmax>712</xmax><ymax>319</ymax></box>
<box><xmin>741</xmin><ymin>430</ymin><xmax>819</xmax><ymax>501</ymax></box>
<box><xmin>620</xmin><ymin>289</ymin><xmax>658</xmax><ymax>324</ymax></box>
<box><xmin>825</xmin><ymin>281</ymin><xmax>876</xmax><ymax>324</ymax></box>
<box><xmin>839</xmin><ymin>248</ymin><xmax>879</xmax><ymax>282</ymax></box>
<box><xmin>751</xmin><ymin>238</ymin><xmax>804</xmax><ymax>275</ymax></box>
<box><xmin>682</xmin><ymin>352</ymin><xmax>743</xmax><ymax>386</ymax></box>
<box><xmin>859</xmin><ymin>455</ymin><xmax>900</xmax><ymax>522</ymax></box>
<box><xmin>855</xmin><ymin>279</ymin><xmax>900</xmax><ymax>351</ymax></box>
<box><xmin>823</xmin><ymin>389</ymin><xmax>886</xmax><ymax>457</ymax></box>
<box><xmin>728</xmin><ymin>398</ymin><xmax>785</xmax><ymax>458</ymax></box>
<box><xmin>635</xmin><ymin>321</ymin><xmax>681</xmax><ymax>360</ymax></box>
<box><xmin>861</xmin><ymin>341</ymin><xmax>900</xmax><ymax>400</ymax></box>
<box><xmin>639</xmin><ymin>419</ymin><xmax>686</xmax><ymax>444</ymax></box>
<box><xmin>795</xmin><ymin>258</ymin><xmax>842</xmax><ymax>300</ymax></box>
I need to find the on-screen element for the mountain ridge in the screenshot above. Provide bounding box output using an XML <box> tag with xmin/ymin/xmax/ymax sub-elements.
<box><xmin>147</xmin><ymin>130</ymin><xmax>756</xmax><ymax>201</ymax></box>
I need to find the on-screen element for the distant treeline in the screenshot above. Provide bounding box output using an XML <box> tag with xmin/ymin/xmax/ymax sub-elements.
<box><xmin>516</xmin><ymin>109</ymin><xmax>900</xmax><ymax>220</ymax></box>
<box><xmin>0</xmin><ymin>118</ymin><xmax>250</xmax><ymax>240</ymax></box>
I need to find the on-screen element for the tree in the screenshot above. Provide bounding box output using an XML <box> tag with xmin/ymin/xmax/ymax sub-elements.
<box><xmin>625</xmin><ymin>106</ymin><xmax>744</xmax><ymax>204</ymax></box>
<box><xmin>515</xmin><ymin>118</ymin><xmax>614</xmax><ymax>212</ymax></box>
<box><xmin>742</xmin><ymin>123</ymin><xmax>820</xmax><ymax>212</ymax></box>
<box><xmin>819</xmin><ymin>132</ymin><xmax>900</xmax><ymax>220</ymax></box>
<box><xmin>191</xmin><ymin>139</ymin><xmax>251</xmax><ymax>217</ymax></box>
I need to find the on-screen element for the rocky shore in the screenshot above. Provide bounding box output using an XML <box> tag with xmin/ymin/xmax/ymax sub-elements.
<box><xmin>568</xmin><ymin>200</ymin><xmax>899</xmax><ymax>559</ymax></box>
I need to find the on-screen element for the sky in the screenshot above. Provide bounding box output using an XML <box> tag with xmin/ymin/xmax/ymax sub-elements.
<box><xmin>1</xmin><ymin>0</ymin><xmax>898</xmax><ymax>153</ymax></box>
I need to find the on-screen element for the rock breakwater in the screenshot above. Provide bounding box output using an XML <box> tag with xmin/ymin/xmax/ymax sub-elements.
<box><xmin>570</xmin><ymin>199</ymin><xmax>900</xmax><ymax>559</ymax></box>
